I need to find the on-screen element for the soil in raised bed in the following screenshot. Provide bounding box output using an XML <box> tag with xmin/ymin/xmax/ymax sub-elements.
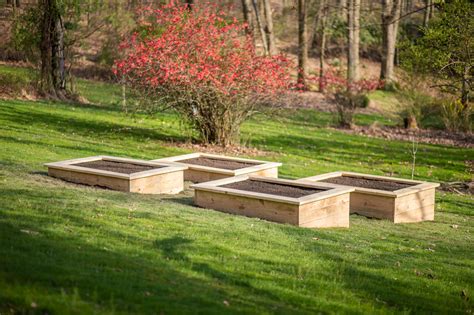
<box><xmin>73</xmin><ymin>160</ymin><xmax>162</xmax><ymax>174</ymax></box>
<box><xmin>179</xmin><ymin>157</ymin><xmax>261</xmax><ymax>170</ymax></box>
<box><xmin>221</xmin><ymin>179</ymin><xmax>326</xmax><ymax>198</ymax></box>
<box><xmin>319</xmin><ymin>176</ymin><xmax>416</xmax><ymax>191</ymax></box>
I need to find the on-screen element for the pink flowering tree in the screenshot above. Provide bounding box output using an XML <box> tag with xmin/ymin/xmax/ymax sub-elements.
<box><xmin>114</xmin><ymin>3</ymin><xmax>291</xmax><ymax>146</ymax></box>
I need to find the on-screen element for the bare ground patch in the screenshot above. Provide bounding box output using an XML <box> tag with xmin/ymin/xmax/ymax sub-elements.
<box><xmin>336</xmin><ymin>125</ymin><xmax>474</xmax><ymax>149</ymax></box>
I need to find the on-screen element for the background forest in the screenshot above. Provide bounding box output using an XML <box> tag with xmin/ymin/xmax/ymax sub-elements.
<box><xmin>0</xmin><ymin>0</ymin><xmax>472</xmax><ymax>144</ymax></box>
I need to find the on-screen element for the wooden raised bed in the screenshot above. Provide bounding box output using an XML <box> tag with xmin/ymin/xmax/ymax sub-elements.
<box><xmin>45</xmin><ymin>156</ymin><xmax>187</xmax><ymax>194</ymax></box>
<box><xmin>191</xmin><ymin>176</ymin><xmax>354</xmax><ymax>228</ymax></box>
<box><xmin>299</xmin><ymin>171</ymin><xmax>440</xmax><ymax>223</ymax></box>
<box><xmin>152</xmin><ymin>153</ymin><xmax>281</xmax><ymax>183</ymax></box>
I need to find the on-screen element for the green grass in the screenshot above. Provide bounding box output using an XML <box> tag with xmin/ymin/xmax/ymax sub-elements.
<box><xmin>0</xmin><ymin>65</ymin><xmax>473</xmax><ymax>314</ymax></box>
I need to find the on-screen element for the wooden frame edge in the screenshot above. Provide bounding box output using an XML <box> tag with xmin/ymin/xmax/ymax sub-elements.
<box><xmin>192</xmin><ymin>175</ymin><xmax>354</xmax><ymax>205</ymax></box>
<box><xmin>151</xmin><ymin>152</ymin><xmax>282</xmax><ymax>175</ymax></box>
<box><xmin>45</xmin><ymin>156</ymin><xmax>187</xmax><ymax>180</ymax></box>
<box><xmin>299</xmin><ymin>171</ymin><xmax>440</xmax><ymax>197</ymax></box>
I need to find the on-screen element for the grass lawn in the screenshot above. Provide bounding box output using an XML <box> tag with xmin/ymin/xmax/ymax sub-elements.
<box><xmin>0</xmin><ymin>65</ymin><xmax>473</xmax><ymax>314</ymax></box>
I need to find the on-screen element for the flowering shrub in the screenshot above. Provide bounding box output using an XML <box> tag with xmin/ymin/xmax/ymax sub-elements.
<box><xmin>114</xmin><ymin>3</ymin><xmax>291</xmax><ymax>146</ymax></box>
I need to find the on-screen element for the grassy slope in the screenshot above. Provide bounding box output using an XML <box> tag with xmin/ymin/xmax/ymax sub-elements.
<box><xmin>0</xmin><ymin>65</ymin><xmax>473</xmax><ymax>314</ymax></box>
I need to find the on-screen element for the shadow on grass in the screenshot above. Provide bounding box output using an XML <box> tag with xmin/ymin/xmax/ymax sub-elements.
<box><xmin>0</xmin><ymin>213</ymin><xmax>306</xmax><ymax>314</ymax></box>
<box><xmin>0</xmin><ymin>220</ymin><xmax>241</xmax><ymax>314</ymax></box>
<box><xmin>258</xmin><ymin>132</ymin><xmax>469</xmax><ymax>175</ymax></box>
<box><xmin>1</xmin><ymin>102</ymin><xmax>187</xmax><ymax>144</ymax></box>
<box><xmin>1</xmin><ymin>183</ymin><xmax>472</xmax><ymax>313</ymax></box>
<box><xmin>164</xmin><ymin>196</ymin><xmax>195</xmax><ymax>207</ymax></box>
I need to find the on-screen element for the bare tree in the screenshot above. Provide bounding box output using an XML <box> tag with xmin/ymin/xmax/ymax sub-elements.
<box><xmin>318</xmin><ymin>0</ymin><xmax>329</xmax><ymax>92</ymax></box>
<box><xmin>241</xmin><ymin>0</ymin><xmax>254</xmax><ymax>34</ymax></box>
<box><xmin>347</xmin><ymin>0</ymin><xmax>360</xmax><ymax>86</ymax></box>
<box><xmin>307</xmin><ymin>0</ymin><xmax>323</xmax><ymax>51</ymax></box>
<box><xmin>251</xmin><ymin>0</ymin><xmax>269</xmax><ymax>55</ymax></box>
<box><xmin>297</xmin><ymin>0</ymin><xmax>308</xmax><ymax>88</ymax></box>
<box><xmin>39</xmin><ymin>0</ymin><xmax>66</xmax><ymax>99</ymax></box>
<box><xmin>423</xmin><ymin>0</ymin><xmax>431</xmax><ymax>27</ymax></box>
<box><xmin>262</xmin><ymin>0</ymin><xmax>277</xmax><ymax>55</ymax></box>
<box><xmin>339</xmin><ymin>0</ymin><xmax>347</xmax><ymax>17</ymax></box>
<box><xmin>380</xmin><ymin>0</ymin><xmax>402</xmax><ymax>84</ymax></box>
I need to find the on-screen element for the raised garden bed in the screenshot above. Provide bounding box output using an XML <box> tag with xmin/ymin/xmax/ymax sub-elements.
<box><xmin>152</xmin><ymin>153</ymin><xmax>281</xmax><ymax>183</ymax></box>
<box><xmin>299</xmin><ymin>172</ymin><xmax>440</xmax><ymax>223</ymax></box>
<box><xmin>45</xmin><ymin>156</ymin><xmax>187</xmax><ymax>194</ymax></box>
<box><xmin>191</xmin><ymin>176</ymin><xmax>354</xmax><ymax>228</ymax></box>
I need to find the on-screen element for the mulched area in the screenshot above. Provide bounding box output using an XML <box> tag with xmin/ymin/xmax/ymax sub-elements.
<box><xmin>320</xmin><ymin>176</ymin><xmax>416</xmax><ymax>191</ymax></box>
<box><xmin>179</xmin><ymin>157</ymin><xmax>261</xmax><ymax>170</ymax></box>
<box><xmin>221</xmin><ymin>179</ymin><xmax>325</xmax><ymax>198</ymax></box>
<box><xmin>340</xmin><ymin>126</ymin><xmax>474</xmax><ymax>148</ymax></box>
<box><xmin>73</xmin><ymin>160</ymin><xmax>161</xmax><ymax>174</ymax></box>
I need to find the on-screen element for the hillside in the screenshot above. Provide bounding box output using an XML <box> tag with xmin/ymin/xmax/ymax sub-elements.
<box><xmin>0</xmin><ymin>65</ymin><xmax>473</xmax><ymax>314</ymax></box>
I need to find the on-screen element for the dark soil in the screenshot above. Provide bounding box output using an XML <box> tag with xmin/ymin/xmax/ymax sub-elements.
<box><xmin>73</xmin><ymin>160</ymin><xmax>161</xmax><ymax>174</ymax></box>
<box><xmin>319</xmin><ymin>176</ymin><xmax>416</xmax><ymax>191</ymax></box>
<box><xmin>180</xmin><ymin>157</ymin><xmax>261</xmax><ymax>170</ymax></box>
<box><xmin>221</xmin><ymin>179</ymin><xmax>326</xmax><ymax>198</ymax></box>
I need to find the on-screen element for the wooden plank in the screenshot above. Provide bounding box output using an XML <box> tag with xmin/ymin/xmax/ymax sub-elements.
<box><xmin>299</xmin><ymin>173</ymin><xmax>396</xmax><ymax>197</ymax></box>
<box><xmin>298</xmin><ymin>211</ymin><xmax>349</xmax><ymax>228</ymax></box>
<box><xmin>155</xmin><ymin>152</ymin><xmax>281</xmax><ymax>165</ymax></box>
<box><xmin>395</xmin><ymin>183</ymin><xmax>440</xmax><ymax>196</ymax></box>
<box><xmin>152</xmin><ymin>153</ymin><xmax>282</xmax><ymax>182</ymax></box>
<box><xmin>130</xmin><ymin>171</ymin><xmax>184</xmax><ymax>194</ymax></box>
<box><xmin>300</xmin><ymin>173</ymin><xmax>438</xmax><ymax>223</ymax></box>
<box><xmin>301</xmin><ymin>172</ymin><xmax>439</xmax><ymax>197</ymax></box>
<box><xmin>45</xmin><ymin>156</ymin><xmax>186</xmax><ymax>180</ymax></box>
<box><xmin>245</xmin><ymin>167</ymin><xmax>278</xmax><ymax>178</ymax></box>
<box><xmin>340</xmin><ymin>171</ymin><xmax>426</xmax><ymax>184</ymax></box>
<box><xmin>349</xmin><ymin>192</ymin><xmax>395</xmax><ymax>220</ymax></box>
<box><xmin>46</xmin><ymin>164</ymin><xmax>130</xmax><ymax>179</ymax></box>
<box><xmin>153</xmin><ymin>152</ymin><xmax>201</xmax><ymax>162</ymax></box>
<box><xmin>48</xmin><ymin>168</ymin><xmax>130</xmax><ymax>191</ymax></box>
<box><xmin>394</xmin><ymin>204</ymin><xmax>435</xmax><ymax>223</ymax></box>
<box><xmin>193</xmin><ymin>176</ymin><xmax>353</xmax><ymax>205</ymax></box>
<box><xmin>44</xmin><ymin>155</ymin><xmax>104</xmax><ymax>166</ymax></box>
<box><xmin>193</xmin><ymin>177</ymin><xmax>351</xmax><ymax>228</ymax></box>
<box><xmin>298</xmin><ymin>194</ymin><xmax>350</xmax><ymax>225</ymax></box>
<box><xmin>184</xmin><ymin>169</ymin><xmax>230</xmax><ymax>183</ymax></box>
<box><xmin>193</xmin><ymin>185</ymin><xmax>302</xmax><ymax>205</ymax></box>
<box><xmin>300</xmin><ymin>172</ymin><xmax>344</xmax><ymax>181</ymax></box>
<box><xmin>46</xmin><ymin>156</ymin><xmax>186</xmax><ymax>194</ymax></box>
<box><xmin>194</xmin><ymin>190</ymin><xmax>299</xmax><ymax>225</ymax></box>
<box><xmin>395</xmin><ymin>188</ymin><xmax>435</xmax><ymax>215</ymax></box>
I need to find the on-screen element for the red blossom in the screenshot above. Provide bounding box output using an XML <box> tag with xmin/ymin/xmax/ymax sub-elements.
<box><xmin>114</xmin><ymin>3</ymin><xmax>291</xmax><ymax>98</ymax></box>
<box><xmin>302</xmin><ymin>67</ymin><xmax>383</xmax><ymax>93</ymax></box>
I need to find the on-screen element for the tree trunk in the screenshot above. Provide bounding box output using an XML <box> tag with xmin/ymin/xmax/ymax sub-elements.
<box><xmin>52</xmin><ymin>14</ymin><xmax>66</xmax><ymax>92</ymax></box>
<box><xmin>297</xmin><ymin>0</ymin><xmax>308</xmax><ymax>88</ymax></box>
<box><xmin>185</xmin><ymin>0</ymin><xmax>193</xmax><ymax>10</ymax></box>
<box><xmin>252</xmin><ymin>0</ymin><xmax>269</xmax><ymax>55</ymax></box>
<box><xmin>423</xmin><ymin>0</ymin><xmax>431</xmax><ymax>27</ymax></box>
<box><xmin>380</xmin><ymin>0</ymin><xmax>401</xmax><ymax>84</ymax></box>
<box><xmin>319</xmin><ymin>3</ymin><xmax>328</xmax><ymax>92</ymax></box>
<box><xmin>263</xmin><ymin>0</ymin><xmax>277</xmax><ymax>55</ymax></box>
<box><xmin>241</xmin><ymin>0</ymin><xmax>253</xmax><ymax>34</ymax></box>
<box><xmin>347</xmin><ymin>0</ymin><xmax>360</xmax><ymax>87</ymax></box>
<box><xmin>39</xmin><ymin>0</ymin><xmax>66</xmax><ymax>98</ymax></box>
<box><xmin>461</xmin><ymin>65</ymin><xmax>470</xmax><ymax>107</ymax></box>
<box><xmin>308</xmin><ymin>0</ymin><xmax>324</xmax><ymax>51</ymax></box>
<box><xmin>12</xmin><ymin>0</ymin><xmax>16</xmax><ymax>16</ymax></box>
<box><xmin>339</xmin><ymin>0</ymin><xmax>347</xmax><ymax>18</ymax></box>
